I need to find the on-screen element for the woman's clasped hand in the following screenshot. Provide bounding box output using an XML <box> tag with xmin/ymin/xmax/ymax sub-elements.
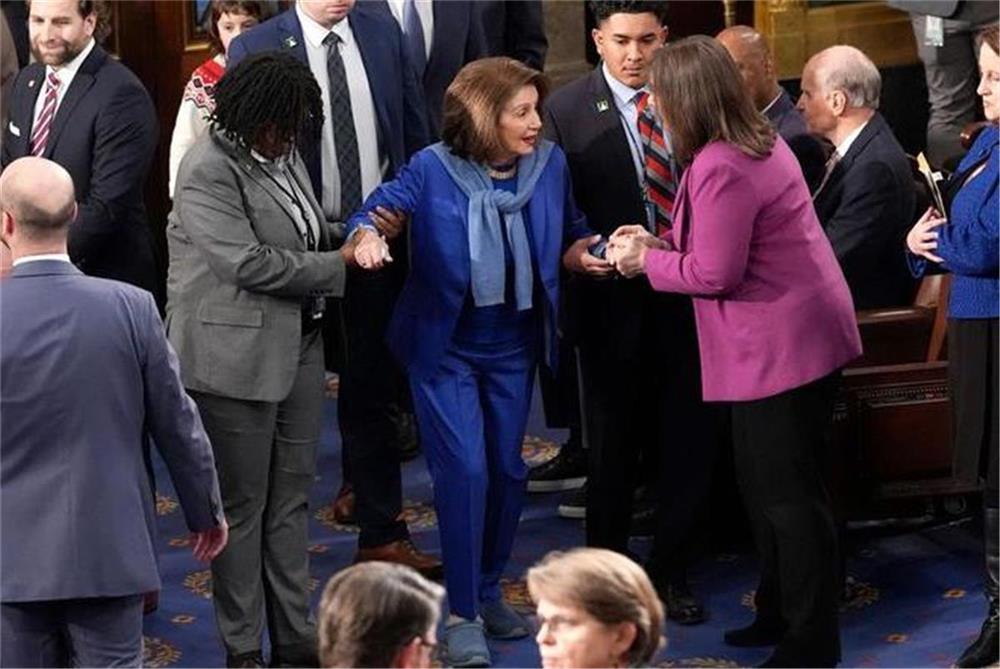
<box><xmin>605</xmin><ymin>224</ymin><xmax>671</xmax><ymax>278</ymax></box>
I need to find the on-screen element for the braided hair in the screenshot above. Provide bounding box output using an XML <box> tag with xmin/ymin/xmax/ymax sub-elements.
<box><xmin>210</xmin><ymin>51</ymin><xmax>323</xmax><ymax>153</ymax></box>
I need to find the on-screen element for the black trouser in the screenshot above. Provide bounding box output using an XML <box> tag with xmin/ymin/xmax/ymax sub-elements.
<box><xmin>949</xmin><ymin>318</ymin><xmax>999</xmax><ymax>497</ymax></box>
<box><xmin>580</xmin><ymin>292</ymin><xmax>718</xmax><ymax>574</ymax></box>
<box><xmin>337</xmin><ymin>267</ymin><xmax>409</xmax><ymax>548</ymax></box>
<box><xmin>732</xmin><ymin>371</ymin><xmax>842</xmax><ymax>666</ymax></box>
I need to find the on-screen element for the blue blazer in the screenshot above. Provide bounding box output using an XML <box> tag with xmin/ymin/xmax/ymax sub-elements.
<box><xmin>909</xmin><ymin>125</ymin><xmax>999</xmax><ymax>318</ymax></box>
<box><xmin>227</xmin><ymin>6</ymin><xmax>430</xmax><ymax>199</ymax></box>
<box><xmin>1</xmin><ymin>261</ymin><xmax>223</xmax><ymax>602</ymax></box>
<box><xmin>367</xmin><ymin>0</ymin><xmax>486</xmax><ymax>140</ymax></box>
<box><xmin>1</xmin><ymin>45</ymin><xmax>159</xmax><ymax>295</ymax></box>
<box><xmin>346</xmin><ymin>142</ymin><xmax>592</xmax><ymax>381</ymax></box>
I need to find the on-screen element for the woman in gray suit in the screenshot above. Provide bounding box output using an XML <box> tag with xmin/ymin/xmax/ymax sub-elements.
<box><xmin>166</xmin><ymin>52</ymin><xmax>374</xmax><ymax>668</ymax></box>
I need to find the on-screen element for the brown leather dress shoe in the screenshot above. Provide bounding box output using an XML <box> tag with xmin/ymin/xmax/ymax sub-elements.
<box><xmin>354</xmin><ymin>539</ymin><xmax>443</xmax><ymax>579</ymax></box>
<box><xmin>331</xmin><ymin>483</ymin><xmax>356</xmax><ymax>525</ymax></box>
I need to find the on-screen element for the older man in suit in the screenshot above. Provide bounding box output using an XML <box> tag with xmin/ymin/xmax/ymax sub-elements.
<box><xmin>227</xmin><ymin>0</ymin><xmax>440</xmax><ymax>578</ymax></box>
<box><xmin>798</xmin><ymin>45</ymin><xmax>917</xmax><ymax>310</ymax></box>
<box><xmin>0</xmin><ymin>156</ymin><xmax>227</xmax><ymax>668</ymax></box>
<box><xmin>543</xmin><ymin>0</ymin><xmax>721</xmax><ymax>624</ymax></box>
<box><xmin>1</xmin><ymin>0</ymin><xmax>159</xmax><ymax>297</ymax></box>
<box><xmin>717</xmin><ymin>25</ymin><xmax>827</xmax><ymax>191</ymax></box>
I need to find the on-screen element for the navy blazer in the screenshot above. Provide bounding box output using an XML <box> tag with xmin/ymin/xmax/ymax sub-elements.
<box><xmin>765</xmin><ymin>87</ymin><xmax>826</xmax><ymax>192</ymax></box>
<box><xmin>1</xmin><ymin>45</ymin><xmax>160</xmax><ymax>295</ymax></box>
<box><xmin>1</xmin><ymin>261</ymin><xmax>223</xmax><ymax>602</ymax></box>
<box><xmin>542</xmin><ymin>66</ymin><xmax>654</xmax><ymax>362</ymax></box>
<box><xmin>813</xmin><ymin>112</ymin><xmax>917</xmax><ymax>310</ymax></box>
<box><xmin>366</xmin><ymin>0</ymin><xmax>485</xmax><ymax>140</ymax></box>
<box><xmin>477</xmin><ymin>0</ymin><xmax>547</xmax><ymax>71</ymax></box>
<box><xmin>345</xmin><ymin>142</ymin><xmax>591</xmax><ymax>381</ymax></box>
<box><xmin>227</xmin><ymin>6</ymin><xmax>429</xmax><ymax>201</ymax></box>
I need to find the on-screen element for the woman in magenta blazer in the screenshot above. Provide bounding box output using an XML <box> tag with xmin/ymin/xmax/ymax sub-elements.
<box><xmin>610</xmin><ymin>37</ymin><xmax>861</xmax><ymax>668</ymax></box>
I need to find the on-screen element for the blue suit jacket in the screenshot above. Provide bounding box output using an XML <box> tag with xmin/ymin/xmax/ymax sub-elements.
<box><xmin>1</xmin><ymin>45</ymin><xmax>160</xmax><ymax>296</ymax></box>
<box><xmin>1</xmin><ymin>261</ymin><xmax>223</xmax><ymax>602</ymax></box>
<box><xmin>227</xmin><ymin>6</ymin><xmax>429</xmax><ymax>201</ymax></box>
<box><xmin>813</xmin><ymin>112</ymin><xmax>917</xmax><ymax>310</ymax></box>
<box><xmin>367</xmin><ymin>0</ymin><xmax>486</xmax><ymax>140</ymax></box>
<box><xmin>345</xmin><ymin>142</ymin><xmax>591</xmax><ymax>381</ymax></box>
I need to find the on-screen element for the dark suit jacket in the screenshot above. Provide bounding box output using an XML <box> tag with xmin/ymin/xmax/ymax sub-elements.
<box><xmin>813</xmin><ymin>112</ymin><xmax>917</xmax><ymax>310</ymax></box>
<box><xmin>368</xmin><ymin>0</ymin><xmax>486</xmax><ymax>140</ymax></box>
<box><xmin>477</xmin><ymin>0</ymin><xmax>547</xmax><ymax>71</ymax></box>
<box><xmin>1</xmin><ymin>261</ymin><xmax>223</xmax><ymax>602</ymax></box>
<box><xmin>1</xmin><ymin>45</ymin><xmax>160</xmax><ymax>295</ymax></box>
<box><xmin>543</xmin><ymin>67</ymin><xmax>650</xmax><ymax>362</ymax></box>
<box><xmin>765</xmin><ymin>87</ymin><xmax>827</xmax><ymax>192</ymax></box>
<box><xmin>227</xmin><ymin>7</ymin><xmax>429</xmax><ymax>201</ymax></box>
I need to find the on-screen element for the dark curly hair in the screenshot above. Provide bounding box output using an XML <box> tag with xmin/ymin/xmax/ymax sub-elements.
<box><xmin>588</xmin><ymin>0</ymin><xmax>668</xmax><ymax>27</ymax></box>
<box><xmin>210</xmin><ymin>50</ymin><xmax>323</xmax><ymax>153</ymax></box>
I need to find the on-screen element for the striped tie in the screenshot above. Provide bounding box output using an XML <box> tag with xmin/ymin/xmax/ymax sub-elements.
<box><xmin>636</xmin><ymin>91</ymin><xmax>677</xmax><ymax>238</ymax></box>
<box><xmin>30</xmin><ymin>72</ymin><xmax>61</xmax><ymax>157</ymax></box>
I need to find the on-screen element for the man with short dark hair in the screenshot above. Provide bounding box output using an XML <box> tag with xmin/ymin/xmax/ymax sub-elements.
<box><xmin>1</xmin><ymin>0</ymin><xmax>159</xmax><ymax>297</ymax></box>
<box><xmin>0</xmin><ymin>156</ymin><xmax>227</xmax><ymax>669</ymax></box>
<box><xmin>798</xmin><ymin>45</ymin><xmax>917</xmax><ymax>310</ymax></box>
<box><xmin>543</xmin><ymin>0</ymin><xmax>721</xmax><ymax>624</ymax></box>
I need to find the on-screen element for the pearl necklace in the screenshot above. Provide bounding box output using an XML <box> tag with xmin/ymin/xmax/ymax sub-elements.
<box><xmin>486</xmin><ymin>162</ymin><xmax>518</xmax><ymax>179</ymax></box>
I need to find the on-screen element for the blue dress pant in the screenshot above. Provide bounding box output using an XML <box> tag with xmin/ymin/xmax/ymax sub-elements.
<box><xmin>410</xmin><ymin>336</ymin><xmax>536</xmax><ymax>619</ymax></box>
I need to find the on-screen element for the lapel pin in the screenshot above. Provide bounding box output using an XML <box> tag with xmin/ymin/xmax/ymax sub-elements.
<box><xmin>283</xmin><ymin>36</ymin><xmax>298</xmax><ymax>49</ymax></box>
<box><xmin>28</xmin><ymin>79</ymin><xmax>35</xmax><ymax>88</ymax></box>
<box><xmin>595</xmin><ymin>99</ymin><xmax>610</xmax><ymax>113</ymax></box>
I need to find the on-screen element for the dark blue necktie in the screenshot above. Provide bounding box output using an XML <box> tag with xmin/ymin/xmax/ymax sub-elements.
<box><xmin>402</xmin><ymin>0</ymin><xmax>426</xmax><ymax>79</ymax></box>
<box><xmin>323</xmin><ymin>32</ymin><xmax>362</xmax><ymax>216</ymax></box>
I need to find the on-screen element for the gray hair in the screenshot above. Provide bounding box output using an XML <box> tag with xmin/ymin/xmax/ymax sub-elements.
<box><xmin>817</xmin><ymin>45</ymin><xmax>881</xmax><ymax>110</ymax></box>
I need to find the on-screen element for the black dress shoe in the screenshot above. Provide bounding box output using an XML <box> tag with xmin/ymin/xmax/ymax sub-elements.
<box><xmin>226</xmin><ymin>651</ymin><xmax>265</xmax><ymax>668</ymax></box>
<box><xmin>527</xmin><ymin>446</ymin><xmax>586</xmax><ymax>492</ymax></box>
<box><xmin>955</xmin><ymin>605</ymin><xmax>999</xmax><ymax>668</ymax></box>
<box><xmin>663</xmin><ymin>582</ymin><xmax>707</xmax><ymax>625</ymax></box>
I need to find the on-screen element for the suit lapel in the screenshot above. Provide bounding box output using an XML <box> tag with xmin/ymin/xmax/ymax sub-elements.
<box><xmin>13</xmin><ymin>66</ymin><xmax>44</xmax><ymax>145</ymax></box>
<box><xmin>43</xmin><ymin>46</ymin><xmax>106</xmax><ymax>159</ymax></box>
<box><xmin>586</xmin><ymin>67</ymin><xmax>646</xmax><ymax>210</ymax></box>
<box><xmin>289</xmin><ymin>156</ymin><xmax>329</xmax><ymax>248</ymax></box>
<box><xmin>426</xmin><ymin>1</ymin><xmax>453</xmax><ymax>78</ymax></box>
<box><xmin>278</xmin><ymin>10</ymin><xmax>309</xmax><ymax>65</ymax></box>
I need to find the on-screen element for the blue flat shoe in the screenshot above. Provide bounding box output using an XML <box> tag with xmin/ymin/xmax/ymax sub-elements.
<box><xmin>445</xmin><ymin>619</ymin><xmax>491</xmax><ymax>668</ymax></box>
<box><xmin>480</xmin><ymin>599</ymin><xmax>531</xmax><ymax>640</ymax></box>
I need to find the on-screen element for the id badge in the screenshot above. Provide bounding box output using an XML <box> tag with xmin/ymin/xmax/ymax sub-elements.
<box><xmin>309</xmin><ymin>296</ymin><xmax>326</xmax><ymax>320</ymax></box>
<box><xmin>925</xmin><ymin>16</ymin><xmax>944</xmax><ymax>48</ymax></box>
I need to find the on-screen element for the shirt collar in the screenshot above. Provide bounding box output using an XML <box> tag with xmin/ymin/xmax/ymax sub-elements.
<box><xmin>296</xmin><ymin>4</ymin><xmax>351</xmax><ymax>49</ymax></box>
<box><xmin>761</xmin><ymin>90</ymin><xmax>784</xmax><ymax>116</ymax></box>
<box><xmin>836</xmin><ymin>119</ymin><xmax>870</xmax><ymax>159</ymax></box>
<box><xmin>47</xmin><ymin>37</ymin><xmax>95</xmax><ymax>82</ymax></box>
<box><xmin>12</xmin><ymin>253</ymin><xmax>71</xmax><ymax>267</ymax></box>
<box><xmin>601</xmin><ymin>62</ymin><xmax>648</xmax><ymax>110</ymax></box>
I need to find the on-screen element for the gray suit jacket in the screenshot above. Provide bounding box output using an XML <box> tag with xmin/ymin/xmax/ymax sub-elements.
<box><xmin>166</xmin><ymin>129</ymin><xmax>347</xmax><ymax>402</ymax></box>
<box><xmin>1</xmin><ymin>261</ymin><xmax>223</xmax><ymax>602</ymax></box>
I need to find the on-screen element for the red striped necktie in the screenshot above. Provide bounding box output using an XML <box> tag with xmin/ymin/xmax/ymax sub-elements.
<box><xmin>30</xmin><ymin>72</ymin><xmax>61</xmax><ymax>157</ymax></box>
<box><xmin>635</xmin><ymin>91</ymin><xmax>677</xmax><ymax>238</ymax></box>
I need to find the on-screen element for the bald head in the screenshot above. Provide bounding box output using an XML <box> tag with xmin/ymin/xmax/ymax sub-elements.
<box><xmin>716</xmin><ymin>25</ymin><xmax>779</xmax><ymax>111</ymax></box>
<box><xmin>0</xmin><ymin>157</ymin><xmax>76</xmax><ymax>242</ymax></box>
<box><xmin>806</xmin><ymin>45</ymin><xmax>881</xmax><ymax>110</ymax></box>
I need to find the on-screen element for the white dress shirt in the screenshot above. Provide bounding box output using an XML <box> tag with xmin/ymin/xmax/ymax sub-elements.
<box><xmin>32</xmin><ymin>38</ymin><xmax>96</xmax><ymax>132</ymax></box>
<box><xmin>13</xmin><ymin>253</ymin><xmax>72</xmax><ymax>267</ymax></box>
<box><xmin>835</xmin><ymin>119</ymin><xmax>870</xmax><ymax>160</ymax></box>
<box><xmin>385</xmin><ymin>0</ymin><xmax>434</xmax><ymax>61</ymax></box>
<box><xmin>296</xmin><ymin>5</ymin><xmax>385</xmax><ymax>221</ymax></box>
<box><xmin>602</xmin><ymin>63</ymin><xmax>648</xmax><ymax>187</ymax></box>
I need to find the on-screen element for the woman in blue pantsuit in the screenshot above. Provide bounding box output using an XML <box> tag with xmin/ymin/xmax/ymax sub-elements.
<box><xmin>346</xmin><ymin>57</ymin><xmax>610</xmax><ymax>668</ymax></box>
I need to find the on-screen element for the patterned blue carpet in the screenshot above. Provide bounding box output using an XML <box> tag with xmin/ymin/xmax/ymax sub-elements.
<box><xmin>142</xmin><ymin>388</ymin><xmax>987</xmax><ymax>667</ymax></box>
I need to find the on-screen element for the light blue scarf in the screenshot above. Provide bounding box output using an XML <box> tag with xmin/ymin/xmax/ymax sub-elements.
<box><xmin>429</xmin><ymin>140</ymin><xmax>555</xmax><ymax>311</ymax></box>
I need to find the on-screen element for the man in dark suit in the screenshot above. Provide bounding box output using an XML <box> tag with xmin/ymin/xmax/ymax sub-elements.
<box><xmin>717</xmin><ymin>24</ymin><xmax>827</xmax><ymax>191</ymax></box>
<box><xmin>227</xmin><ymin>0</ymin><xmax>440</xmax><ymax>576</ymax></box>
<box><xmin>1</xmin><ymin>0</ymin><xmax>159</xmax><ymax>297</ymax></box>
<box><xmin>543</xmin><ymin>0</ymin><xmax>720</xmax><ymax>624</ymax></box>
<box><xmin>0</xmin><ymin>156</ymin><xmax>227</xmax><ymax>668</ymax></box>
<box><xmin>372</xmin><ymin>0</ymin><xmax>486</xmax><ymax>139</ymax></box>
<box><xmin>477</xmin><ymin>0</ymin><xmax>548</xmax><ymax>71</ymax></box>
<box><xmin>799</xmin><ymin>45</ymin><xmax>917</xmax><ymax>310</ymax></box>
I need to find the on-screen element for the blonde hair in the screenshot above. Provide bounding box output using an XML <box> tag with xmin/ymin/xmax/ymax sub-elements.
<box><xmin>318</xmin><ymin>562</ymin><xmax>445</xmax><ymax>668</ymax></box>
<box><xmin>441</xmin><ymin>57</ymin><xmax>549</xmax><ymax>164</ymax></box>
<box><xmin>527</xmin><ymin>548</ymin><xmax>665</xmax><ymax>667</ymax></box>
